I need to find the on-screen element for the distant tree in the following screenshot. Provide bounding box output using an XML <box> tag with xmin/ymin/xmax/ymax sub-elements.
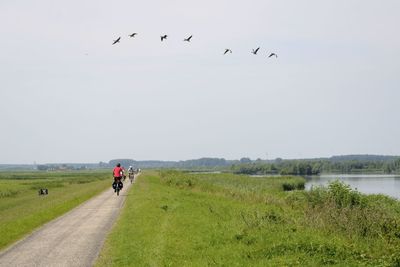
<box><xmin>270</xmin><ymin>164</ymin><xmax>277</xmax><ymax>172</ymax></box>
<box><xmin>312</xmin><ymin>162</ymin><xmax>322</xmax><ymax>175</ymax></box>
<box><xmin>395</xmin><ymin>159</ymin><xmax>400</xmax><ymax>170</ymax></box>
<box><xmin>109</xmin><ymin>159</ymin><xmax>135</xmax><ymax>168</ymax></box>
<box><xmin>240</xmin><ymin>157</ymin><xmax>252</xmax><ymax>164</ymax></box>
<box><xmin>37</xmin><ymin>165</ymin><xmax>49</xmax><ymax>171</ymax></box>
<box><xmin>99</xmin><ymin>161</ymin><xmax>108</xmax><ymax>167</ymax></box>
<box><xmin>255</xmin><ymin>158</ymin><xmax>263</xmax><ymax>163</ymax></box>
<box><xmin>384</xmin><ymin>163</ymin><xmax>392</xmax><ymax>174</ymax></box>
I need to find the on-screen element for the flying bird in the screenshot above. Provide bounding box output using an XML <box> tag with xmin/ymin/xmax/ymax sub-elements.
<box><xmin>129</xmin><ymin>33</ymin><xmax>137</xmax><ymax>38</ymax></box>
<box><xmin>268</xmin><ymin>53</ymin><xmax>278</xmax><ymax>58</ymax></box>
<box><xmin>112</xmin><ymin>37</ymin><xmax>121</xmax><ymax>45</ymax></box>
<box><xmin>224</xmin><ymin>49</ymin><xmax>232</xmax><ymax>55</ymax></box>
<box><xmin>252</xmin><ymin>47</ymin><xmax>260</xmax><ymax>55</ymax></box>
<box><xmin>184</xmin><ymin>35</ymin><xmax>193</xmax><ymax>42</ymax></box>
<box><xmin>161</xmin><ymin>35</ymin><xmax>168</xmax><ymax>41</ymax></box>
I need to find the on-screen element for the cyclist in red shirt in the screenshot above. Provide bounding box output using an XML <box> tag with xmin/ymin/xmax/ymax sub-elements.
<box><xmin>113</xmin><ymin>163</ymin><xmax>123</xmax><ymax>181</ymax></box>
<box><xmin>112</xmin><ymin>163</ymin><xmax>124</xmax><ymax>192</ymax></box>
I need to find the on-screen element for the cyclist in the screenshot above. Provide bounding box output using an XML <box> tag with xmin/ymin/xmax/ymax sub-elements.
<box><xmin>112</xmin><ymin>163</ymin><xmax>124</xmax><ymax>192</ymax></box>
<box><xmin>128</xmin><ymin>166</ymin><xmax>134</xmax><ymax>174</ymax></box>
<box><xmin>121</xmin><ymin>166</ymin><xmax>126</xmax><ymax>181</ymax></box>
<box><xmin>128</xmin><ymin>166</ymin><xmax>135</xmax><ymax>183</ymax></box>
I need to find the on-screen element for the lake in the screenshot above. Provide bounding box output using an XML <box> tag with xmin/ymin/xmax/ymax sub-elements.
<box><xmin>305</xmin><ymin>174</ymin><xmax>400</xmax><ymax>199</ymax></box>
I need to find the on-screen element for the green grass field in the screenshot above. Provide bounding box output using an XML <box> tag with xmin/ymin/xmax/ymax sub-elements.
<box><xmin>0</xmin><ymin>170</ymin><xmax>111</xmax><ymax>250</ymax></box>
<box><xmin>96</xmin><ymin>170</ymin><xmax>400</xmax><ymax>266</ymax></box>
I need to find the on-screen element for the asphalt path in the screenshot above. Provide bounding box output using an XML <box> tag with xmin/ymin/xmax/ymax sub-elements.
<box><xmin>0</xmin><ymin>178</ymin><xmax>133</xmax><ymax>267</ymax></box>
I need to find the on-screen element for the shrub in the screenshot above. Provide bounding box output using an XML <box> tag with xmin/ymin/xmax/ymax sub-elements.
<box><xmin>327</xmin><ymin>180</ymin><xmax>365</xmax><ymax>208</ymax></box>
<box><xmin>282</xmin><ymin>178</ymin><xmax>305</xmax><ymax>191</ymax></box>
<box><xmin>305</xmin><ymin>180</ymin><xmax>400</xmax><ymax>242</ymax></box>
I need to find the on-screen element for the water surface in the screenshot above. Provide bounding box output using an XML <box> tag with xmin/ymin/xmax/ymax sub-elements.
<box><xmin>305</xmin><ymin>174</ymin><xmax>400</xmax><ymax>199</ymax></box>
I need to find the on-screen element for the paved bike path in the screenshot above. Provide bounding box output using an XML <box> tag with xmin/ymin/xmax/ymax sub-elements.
<box><xmin>0</xmin><ymin>179</ymin><xmax>133</xmax><ymax>267</ymax></box>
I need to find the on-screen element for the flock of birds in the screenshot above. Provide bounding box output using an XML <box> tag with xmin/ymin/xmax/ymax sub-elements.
<box><xmin>112</xmin><ymin>33</ymin><xmax>278</xmax><ymax>58</ymax></box>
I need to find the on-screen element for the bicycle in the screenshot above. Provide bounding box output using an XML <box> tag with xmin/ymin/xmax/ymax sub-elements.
<box><xmin>112</xmin><ymin>180</ymin><xmax>123</xmax><ymax>196</ymax></box>
<box><xmin>128</xmin><ymin>172</ymin><xmax>134</xmax><ymax>183</ymax></box>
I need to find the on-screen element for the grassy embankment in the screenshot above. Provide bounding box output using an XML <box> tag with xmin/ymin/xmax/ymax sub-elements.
<box><xmin>96</xmin><ymin>171</ymin><xmax>400</xmax><ymax>266</ymax></box>
<box><xmin>0</xmin><ymin>170</ymin><xmax>111</xmax><ymax>250</ymax></box>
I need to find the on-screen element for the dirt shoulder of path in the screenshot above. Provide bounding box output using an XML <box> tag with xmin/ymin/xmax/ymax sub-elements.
<box><xmin>0</xmin><ymin>177</ymin><xmax>134</xmax><ymax>267</ymax></box>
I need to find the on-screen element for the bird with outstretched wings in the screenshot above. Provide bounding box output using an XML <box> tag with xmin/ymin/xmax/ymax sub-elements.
<box><xmin>184</xmin><ymin>35</ymin><xmax>193</xmax><ymax>42</ymax></box>
<box><xmin>252</xmin><ymin>47</ymin><xmax>260</xmax><ymax>55</ymax></box>
<box><xmin>224</xmin><ymin>49</ymin><xmax>232</xmax><ymax>55</ymax></box>
<box><xmin>112</xmin><ymin>37</ymin><xmax>121</xmax><ymax>45</ymax></box>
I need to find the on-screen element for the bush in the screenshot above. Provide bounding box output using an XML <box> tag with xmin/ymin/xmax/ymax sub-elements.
<box><xmin>327</xmin><ymin>180</ymin><xmax>365</xmax><ymax>208</ymax></box>
<box><xmin>305</xmin><ymin>180</ymin><xmax>400</xmax><ymax>242</ymax></box>
<box><xmin>282</xmin><ymin>178</ymin><xmax>305</xmax><ymax>191</ymax></box>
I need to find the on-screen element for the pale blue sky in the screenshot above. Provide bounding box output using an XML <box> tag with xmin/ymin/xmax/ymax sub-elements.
<box><xmin>1</xmin><ymin>0</ymin><xmax>399</xmax><ymax>163</ymax></box>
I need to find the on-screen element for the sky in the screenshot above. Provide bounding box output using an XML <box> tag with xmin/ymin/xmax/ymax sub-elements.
<box><xmin>1</xmin><ymin>0</ymin><xmax>400</xmax><ymax>164</ymax></box>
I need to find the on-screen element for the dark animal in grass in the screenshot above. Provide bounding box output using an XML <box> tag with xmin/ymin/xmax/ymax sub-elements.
<box><xmin>38</xmin><ymin>188</ymin><xmax>48</xmax><ymax>195</ymax></box>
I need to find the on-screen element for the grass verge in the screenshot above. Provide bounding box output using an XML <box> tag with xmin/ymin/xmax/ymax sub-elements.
<box><xmin>96</xmin><ymin>170</ymin><xmax>400</xmax><ymax>266</ymax></box>
<box><xmin>0</xmin><ymin>170</ymin><xmax>111</xmax><ymax>250</ymax></box>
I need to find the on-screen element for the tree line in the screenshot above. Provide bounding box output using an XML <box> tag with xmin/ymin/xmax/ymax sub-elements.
<box><xmin>231</xmin><ymin>158</ymin><xmax>400</xmax><ymax>175</ymax></box>
<box><xmin>109</xmin><ymin>156</ymin><xmax>400</xmax><ymax>175</ymax></box>
<box><xmin>30</xmin><ymin>155</ymin><xmax>400</xmax><ymax>175</ymax></box>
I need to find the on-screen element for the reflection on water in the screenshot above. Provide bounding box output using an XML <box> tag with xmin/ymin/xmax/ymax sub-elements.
<box><xmin>305</xmin><ymin>174</ymin><xmax>400</xmax><ymax>199</ymax></box>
